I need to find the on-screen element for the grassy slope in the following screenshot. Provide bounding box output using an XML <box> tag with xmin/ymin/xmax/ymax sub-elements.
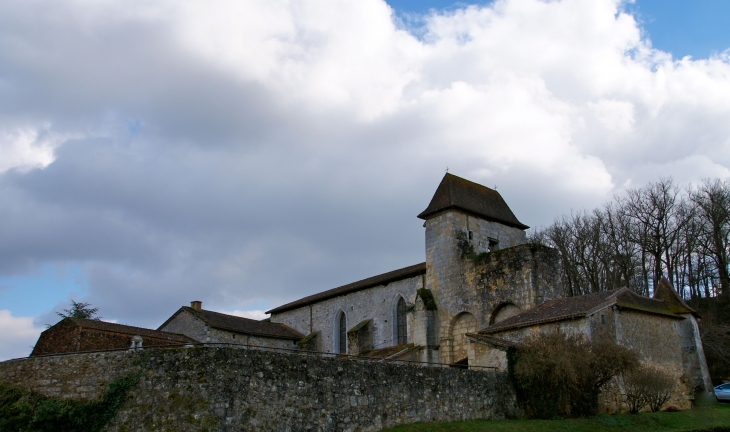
<box><xmin>383</xmin><ymin>403</ymin><xmax>730</xmax><ymax>432</ymax></box>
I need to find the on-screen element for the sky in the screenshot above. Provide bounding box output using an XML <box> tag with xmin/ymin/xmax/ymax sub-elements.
<box><xmin>1</xmin><ymin>0</ymin><xmax>729</xmax><ymax>360</ymax></box>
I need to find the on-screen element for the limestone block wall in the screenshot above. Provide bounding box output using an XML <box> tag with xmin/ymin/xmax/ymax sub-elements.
<box><xmin>425</xmin><ymin>211</ymin><xmax>562</xmax><ymax>363</ymax></box>
<box><xmin>465</xmin><ymin>214</ymin><xmax>528</xmax><ymax>253</ymax></box>
<box><xmin>158</xmin><ymin>310</ymin><xmax>208</xmax><ymax>342</ymax></box>
<box><xmin>450</xmin><ymin>313</ymin><xmax>477</xmax><ymax>363</ymax></box>
<box><xmin>469</xmin><ymin>343</ymin><xmax>508</xmax><ymax>371</ymax></box>
<box><xmin>489</xmin><ymin>318</ymin><xmax>592</xmax><ymax>344</ymax></box>
<box><xmin>615</xmin><ymin>310</ymin><xmax>683</xmax><ymax>367</ymax></box>
<box><xmin>271</xmin><ymin>275</ymin><xmax>424</xmax><ymax>354</ymax></box>
<box><xmin>678</xmin><ymin>314</ymin><xmax>714</xmax><ymax>393</ymax></box>
<box><xmin>0</xmin><ymin>347</ymin><xmax>518</xmax><ymax>431</ymax></box>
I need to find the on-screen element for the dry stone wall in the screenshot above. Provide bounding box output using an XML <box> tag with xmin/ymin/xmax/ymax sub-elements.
<box><xmin>0</xmin><ymin>346</ymin><xmax>518</xmax><ymax>432</ymax></box>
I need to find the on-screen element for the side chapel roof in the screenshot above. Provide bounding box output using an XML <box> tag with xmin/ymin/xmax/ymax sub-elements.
<box><xmin>266</xmin><ymin>262</ymin><xmax>427</xmax><ymax>315</ymax></box>
<box><xmin>160</xmin><ymin>307</ymin><xmax>304</xmax><ymax>340</ymax></box>
<box><xmin>417</xmin><ymin>173</ymin><xmax>529</xmax><ymax>229</ymax></box>
<box><xmin>480</xmin><ymin>288</ymin><xmax>682</xmax><ymax>335</ymax></box>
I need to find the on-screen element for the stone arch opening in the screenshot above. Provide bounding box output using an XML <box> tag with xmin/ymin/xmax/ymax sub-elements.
<box><xmin>489</xmin><ymin>302</ymin><xmax>521</xmax><ymax>326</ymax></box>
<box><xmin>450</xmin><ymin>312</ymin><xmax>476</xmax><ymax>365</ymax></box>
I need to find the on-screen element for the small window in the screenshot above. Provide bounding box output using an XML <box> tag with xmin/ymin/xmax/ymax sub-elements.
<box><xmin>338</xmin><ymin>312</ymin><xmax>347</xmax><ymax>354</ymax></box>
<box><xmin>396</xmin><ymin>297</ymin><xmax>407</xmax><ymax>345</ymax></box>
<box><xmin>601</xmin><ymin>314</ymin><xmax>606</xmax><ymax>325</ymax></box>
<box><xmin>468</xmin><ymin>230</ymin><xmax>474</xmax><ymax>240</ymax></box>
<box><xmin>488</xmin><ymin>238</ymin><xmax>499</xmax><ymax>252</ymax></box>
<box><xmin>232</xmin><ymin>334</ymin><xmax>236</xmax><ymax>339</ymax></box>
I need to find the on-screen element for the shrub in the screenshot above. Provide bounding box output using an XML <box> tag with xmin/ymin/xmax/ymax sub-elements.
<box><xmin>511</xmin><ymin>331</ymin><xmax>638</xmax><ymax>418</ymax></box>
<box><xmin>622</xmin><ymin>366</ymin><xmax>676</xmax><ymax>413</ymax></box>
<box><xmin>0</xmin><ymin>372</ymin><xmax>139</xmax><ymax>432</ymax></box>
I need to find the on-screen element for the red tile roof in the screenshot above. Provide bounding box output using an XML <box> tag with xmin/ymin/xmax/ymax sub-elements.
<box><xmin>69</xmin><ymin>318</ymin><xmax>194</xmax><ymax>343</ymax></box>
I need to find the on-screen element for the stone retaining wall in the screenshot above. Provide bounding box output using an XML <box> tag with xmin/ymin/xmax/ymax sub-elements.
<box><xmin>0</xmin><ymin>347</ymin><xmax>518</xmax><ymax>431</ymax></box>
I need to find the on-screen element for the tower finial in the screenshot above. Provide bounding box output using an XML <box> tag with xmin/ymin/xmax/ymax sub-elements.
<box><xmin>445</xmin><ymin>166</ymin><xmax>449</xmax><ymax>173</ymax></box>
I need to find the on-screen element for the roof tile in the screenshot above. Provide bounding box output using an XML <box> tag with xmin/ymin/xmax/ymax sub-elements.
<box><xmin>69</xmin><ymin>318</ymin><xmax>194</xmax><ymax>343</ymax></box>
<box><xmin>186</xmin><ymin>307</ymin><xmax>304</xmax><ymax>340</ymax></box>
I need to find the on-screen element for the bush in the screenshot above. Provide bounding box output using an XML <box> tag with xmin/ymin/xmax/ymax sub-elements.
<box><xmin>511</xmin><ymin>331</ymin><xmax>638</xmax><ymax>418</ymax></box>
<box><xmin>622</xmin><ymin>366</ymin><xmax>676</xmax><ymax>413</ymax></box>
<box><xmin>0</xmin><ymin>372</ymin><xmax>139</xmax><ymax>432</ymax></box>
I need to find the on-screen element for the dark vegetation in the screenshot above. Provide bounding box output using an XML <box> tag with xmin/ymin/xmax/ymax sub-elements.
<box><xmin>57</xmin><ymin>300</ymin><xmax>102</xmax><ymax>321</ymax></box>
<box><xmin>0</xmin><ymin>373</ymin><xmax>138</xmax><ymax>432</ymax></box>
<box><xmin>528</xmin><ymin>178</ymin><xmax>730</xmax><ymax>383</ymax></box>
<box><xmin>417</xmin><ymin>288</ymin><xmax>438</xmax><ymax>311</ymax></box>
<box><xmin>510</xmin><ymin>332</ymin><xmax>639</xmax><ymax>418</ymax></box>
<box><xmin>622</xmin><ymin>366</ymin><xmax>676</xmax><ymax>413</ymax></box>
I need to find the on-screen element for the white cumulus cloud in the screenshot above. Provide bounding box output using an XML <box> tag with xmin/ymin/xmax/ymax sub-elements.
<box><xmin>0</xmin><ymin>310</ymin><xmax>43</xmax><ymax>361</ymax></box>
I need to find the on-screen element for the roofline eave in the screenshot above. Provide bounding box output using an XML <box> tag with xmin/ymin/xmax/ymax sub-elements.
<box><xmin>416</xmin><ymin>206</ymin><xmax>530</xmax><ymax>230</ymax></box>
<box><xmin>267</xmin><ymin>264</ymin><xmax>427</xmax><ymax>315</ymax></box>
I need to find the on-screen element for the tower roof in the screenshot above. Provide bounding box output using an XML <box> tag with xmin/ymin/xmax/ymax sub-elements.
<box><xmin>417</xmin><ymin>173</ymin><xmax>529</xmax><ymax>229</ymax></box>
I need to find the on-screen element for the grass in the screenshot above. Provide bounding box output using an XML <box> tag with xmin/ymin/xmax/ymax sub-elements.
<box><xmin>383</xmin><ymin>403</ymin><xmax>730</xmax><ymax>432</ymax></box>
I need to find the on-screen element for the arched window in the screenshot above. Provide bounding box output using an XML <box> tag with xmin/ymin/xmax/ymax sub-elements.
<box><xmin>338</xmin><ymin>312</ymin><xmax>347</xmax><ymax>354</ymax></box>
<box><xmin>396</xmin><ymin>297</ymin><xmax>407</xmax><ymax>345</ymax></box>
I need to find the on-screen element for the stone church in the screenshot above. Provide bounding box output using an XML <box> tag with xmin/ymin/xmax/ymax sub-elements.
<box><xmin>266</xmin><ymin>173</ymin><xmax>559</xmax><ymax>363</ymax></box>
<box><xmin>29</xmin><ymin>173</ymin><xmax>714</xmax><ymax>412</ymax></box>
<box><xmin>261</xmin><ymin>173</ymin><xmax>713</xmax><ymax>408</ymax></box>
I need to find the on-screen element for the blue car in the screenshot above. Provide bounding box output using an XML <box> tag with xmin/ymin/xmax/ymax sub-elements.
<box><xmin>715</xmin><ymin>383</ymin><xmax>730</xmax><ymax>402</ymax></box>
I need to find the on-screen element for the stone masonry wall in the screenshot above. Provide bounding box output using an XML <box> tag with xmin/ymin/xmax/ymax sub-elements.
<box><xmin>679</xmin><ymin>314</ymin><xmax>714</xmax><ymax>393</ymax></box>
<box><xmin>425</xmin><ymin>209</ymin><xmax>562</xmax><ymax>364</ymax></box>
<box><xmin>271</xmin><ymin>275</ymin><xmax>424</xmax><ymax>354</ymax></box>
<box><xmin>0</xmin><ymin>347</ymin><xmax>518</xmax><ymax>431</ymax></box>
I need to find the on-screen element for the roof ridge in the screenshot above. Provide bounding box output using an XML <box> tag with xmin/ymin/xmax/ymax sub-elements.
<box><xmin>66</xmin><ymin>318</ymin><xmax>193</xmax><ymax>341</ymax></box>
<box><xmin>267</xmin><ymin>262</ymin><xmax>427</xmax><ymax>314</ymax></box>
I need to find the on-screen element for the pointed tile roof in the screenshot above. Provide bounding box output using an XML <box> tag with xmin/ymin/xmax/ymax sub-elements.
<box><xmin>653</xmin><ymin>277</ymin><xmax>699</xmax><ymax>317</ymax></box>
<box><xmin>417</xmin><ymin>173</ymin><xmax>529</xmax><ymax>229</ymax></box>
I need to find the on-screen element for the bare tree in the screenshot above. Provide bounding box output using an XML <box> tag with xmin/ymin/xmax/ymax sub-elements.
<box><xmin>622</xmin><ymin>366</ymin><xmax>675</xmax><ymax>413</ymax></box>
<box><xmin>690</xmin><ymin>179</ymin><xmax>730</xmax><ymax>299</ymax></box>
<box><xmin>620</xmin><ymin>179</ymin><xmax>692</xmax><ymax>291</ymax></box>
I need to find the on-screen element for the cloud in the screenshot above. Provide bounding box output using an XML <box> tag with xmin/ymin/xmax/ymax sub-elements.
<box><xmin>225</xmin><ymin>310</ymin><xmax>269</xmax><ymax>321</ymax></box>
<box><xmin>0</xmin><ymin>0</ymin><xmax>727</xmax><ymax>328</ymax></box>
<box><xmin>0</xmin><ymin>310</ymin><xmax>43</xmax><ymax>361</ymax></box>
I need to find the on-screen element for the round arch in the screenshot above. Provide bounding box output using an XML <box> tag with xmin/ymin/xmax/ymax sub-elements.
<box><xmin>449</xmin><ymin>311</ymin><xmax>476</xmax><ymax>365</ymax></box>
<box><xmin>489</xmin><ymin>302</ymin><xmax>521</xmax><ymax>325</ymax></box>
